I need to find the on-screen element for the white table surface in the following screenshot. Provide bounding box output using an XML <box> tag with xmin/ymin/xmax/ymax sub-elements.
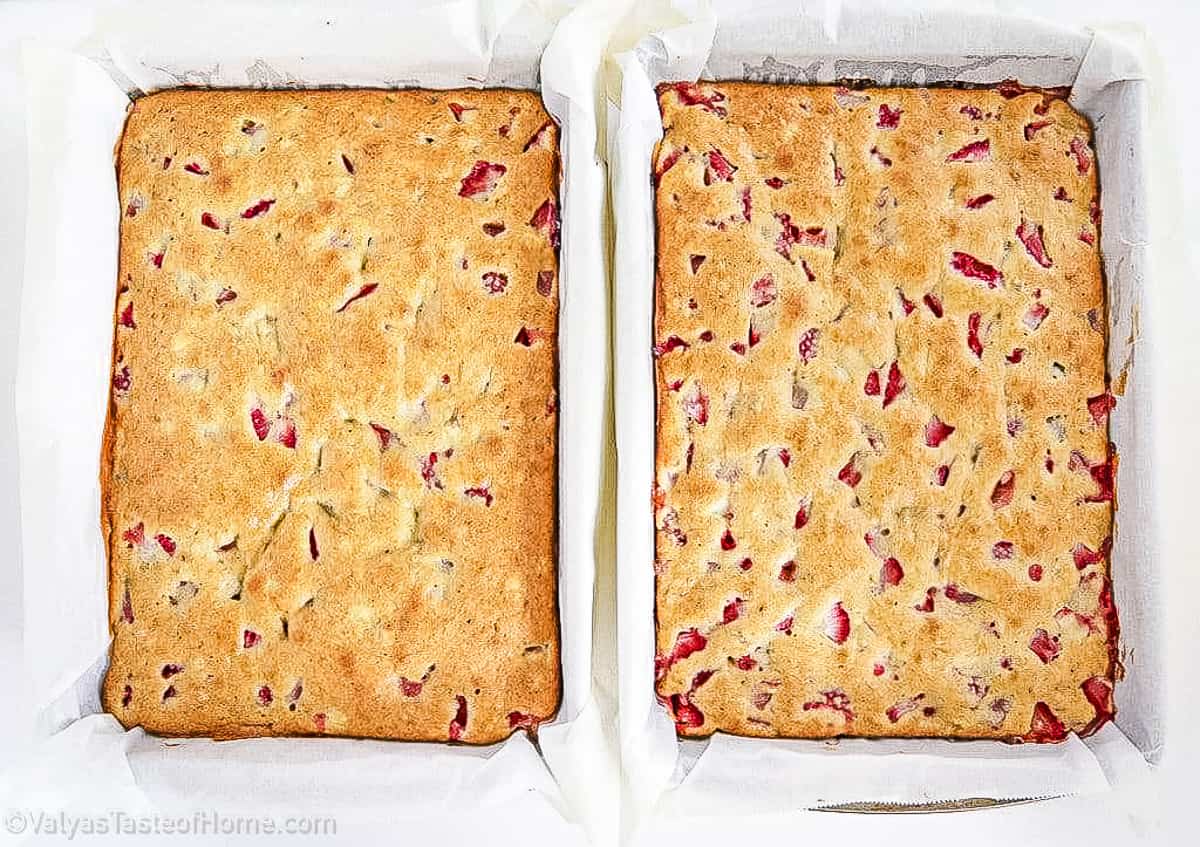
<box><xmin>1</xmin><ymin>2</ymin><xmax>1197</xmax><ymax>845</ymax></box>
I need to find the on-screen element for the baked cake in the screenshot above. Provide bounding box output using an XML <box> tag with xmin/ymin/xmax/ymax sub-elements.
<box><xmin>103</xmin><ymin>89</ymin><xmax>560</xmax><ymax>742</ymax></box>
<box><xmin>652</xmin><ymin>82</ymin><xmax>1116</xmax><ymax>740</ymax></box>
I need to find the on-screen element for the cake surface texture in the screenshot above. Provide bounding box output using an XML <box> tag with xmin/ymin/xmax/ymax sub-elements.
<box><xmin>104</xmin><ymin>88</ymin><xmax>560</xmax><ymax>741</ymax></box>
<box><xmin>653</xmin><ymin>82</ymin><xmax>1116</xmax><ymax>740</ymax></box>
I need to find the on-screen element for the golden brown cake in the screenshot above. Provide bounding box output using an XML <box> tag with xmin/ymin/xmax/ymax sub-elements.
<box><xmin>652</xmin><ymin>82</ymin><xmax>1116</xmax><ymax>741</ymax></box>
<box><xmin>103</xmin><ymin>88</ymin><xmax>560</xmax><ymax>742</ymax></box>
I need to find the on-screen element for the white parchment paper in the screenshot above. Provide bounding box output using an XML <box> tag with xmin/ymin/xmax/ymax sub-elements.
<box><xmin>11</xmin><ymin>1</ymin><xmax>605</xmax><ymax>842</ymax></box>
<box><xmin>611</xmin><ymin>0</ymin><xmax>1163</xmax><ymax>822</ymax></box>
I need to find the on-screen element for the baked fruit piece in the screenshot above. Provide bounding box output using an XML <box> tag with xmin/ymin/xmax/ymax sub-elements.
<box><xmin>653</xmin><ymin>82</ymin><xmax>1116</xmax><ymax>741</ymax></box>
<box><xmin>103</xmin><ymin>89</ymin><xmax>560</xmax><ymax>741</ymax></box>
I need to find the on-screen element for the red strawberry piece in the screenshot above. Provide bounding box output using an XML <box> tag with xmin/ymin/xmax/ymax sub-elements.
<box><xmin>288</xmin><ymin>680</ymin><xmax>303</xmax><ymax>708</ymax></box>
<box><xmin>121</xmin><ymin>685</ymin><xmax>133</xmax><ymax>708</ymax></box>
<box><xmin>369</xmin><ymin>423</ymin><xmax>392</xmax><ymax>449</ymax></box>
<box><xmin>990</xmin><ymin>470</ymin><xmax>1015</xmax><ymax>508</ymax></box>
<box><xmin>653</xmin><ymin>336</ymin><xmax>692</xmax><ymax>358</ymax></box>
<box><xmin>739</xmin><ymin>557</ymin><xmax>753</xmax><ymax>571</ymax></box>
<box><xmin>1081</xmin><ymin>676</ymin><xmax>1115</xmax><ymax>734</ymax></box>
<box><xmin>794</xmin><ymin>498</ymin><xmax>810</xmax><ymax>529</ymax></box>
<box><xmin>915</xmin><ymin>587</ymin><xmax>937</xmax><ymax>613</ymax></box>
<box><xmin>946</xmin><ymin>139</ymin><xmax>990</xmax><ymax>162</ymax></box>
<box><xmin>250</xmin><ymin>407</ymin><xmax>270</xmax><ymax>441</ymax></box>
<box><xmin>1079</xmin><ymin>229</ymin><xmax>1096</xmax><ymax>246</ymax></box>
<box><xmin>923</xmin><ymin>292</ymin><xmax>944</xmax><ymax>317</ymax></box>
<box><xmin>800</xmin><ymin>258</ymin><xmax>817</xmax><ymax>282</ymax></box>
<box><xmin>448</xmin><ymin>102</ymin><xmax>473</xmax><ymax>121</ymax></box>
<box><xmin>530</xmin><ymin>199</ymin><xmax>561</xmax><ymax>249</ymax></box>
<box><xmin>683</xmin><ymin>385</ymin><xmax>709</xmax><ymax>425</ymax></box>
<box><xmin>1007</xmin><ymin>416</ymin><xmax>1025</xmax><ymax>437</ymax></box>
<box><xmin>666</xmin><ymin>379</ymin><xmax>684</xmax><ymax>392</ymax></box>
<box><xmin>951</xmin><ymin>252</ymin><xmax>1003</xmax><ymax>287</ymax></box>
<box><xmin>482</xmin><ymin>271</ymin><xmax>509</xmax><ymax>294</ymax></box>
<box><xmin>824</xmin><ymin>602</ymin><xmax>850</xmax><ymax>644</ymax></box>
<box><xmin>1027</xmin><ymin>701</ymin><xmax>1067</xmax><ymax>741</ymax></box>
<box><xmin>729</xmin><ymin>341</ymin><xmax>746</xmax><ymax>355</ymax></box>
<box><xmin>508</xmin><ymin>711</ymin><xmax>542</xmax><ymax>731</ymax></box>
<box><xmin>779</xmin><ymin>560</ymin><xmax>797</xmax><ymax>582</ymax></box>
<box><xmin>669</xmin><ymin>695</ymin><xmax>705</xmax><ymax>730</ymax></box>
<box><xmin>162</xmin><ymin>685</ymin><xmax>177</xmax><ymax>701</ymax></box>
<box><xmin>897</xmin><ymin>289</ymin><xmax>915</xmax><ymax>315</ymax></box>
<box><xmin>1073</xmin><ymin>538</ymin><xmax>1112</xmax><ymax>569</ymax></box>
<box><xmin>1088</xmin><ymin>392</ymin><xmax>1116</xmax><ymax>427</ymax></box>
<box><xmin>776</xmin><ymin>614</ymin><xmax>794</xmax><ymax>634</ymax></box>
<box><xmin>336</xmin><ymin>282</ymin><xmax>379</xmax><ymax>313</ymax></box>
<box><xmin>458</xmin><ymin>160</ymin><xmax>506</xmax><ymax>200</ymax></box>
<box><xmin>1006</xmin><ymin>348</ymin><xmax>1025</xmax><ymax>364</ymax></box>
<box><xmin>161</xmin><ymin>663</ymin><xmax>184</xmax><ymax>678</ymax></box>
<box><xmin>184</xmin><ymin>162</ymin><xmax>209</xmax><ymax>175</ymax></box>
<box><xmin>122</xmin><ymin>522</ymin><xmax>145</xmax><ymax>547</ymax></box>
<box><xmin>886</xmin><ymin>694</ymin><xmax>926</xmax><ymax>723</ymax></box>
<box><xmin>1017</xmin><ymin>218</ymin><xmax>1053</xmax><ymax>268</ymax></box>
<box><xmin>216</xmin><ymin>287</ymin><xmax>238</xmax><ymax>305</ymax></box>
<box><xmin>967</xmin><ymin>312</ymin><xmax>985</xmax><ymax>359</ymax></box>
<box><xmin>734</xmin><ymin>655</ymin><xmax>757</xmax><ymax>671</ymax></box>
<box><xmin>119</xmin><ymin>302</ymin><xmax>136</xmax><ymax>329</ymax></box>
<box><xmin>877</xmin><ymin>103</ymin><xmax>901</xmax><ymax>128</ymax></box>
<box><xmin>121</xmin><ymin>587</ymin><xmax>134</xmax><ymax>623</ymax></box>
<box><xmin>1054</xmin><ymin>187</ymin><xmax>1071</xmax><ymax>202</ymax></box>
<box><xmin>420</xmin><ymin>452</ymin><xmax>442</xmax><ymax>489</ymax></box>
<box><xmin>1069</xmin><ymin>448</ymin><xmax>1115</xmax><ymax>503</ymax></box>
<box><xmin>1069</xmin><ymin>137</ymin><xmax>1092</xmax><ymax>175</ymax></box>
<box><xmin>698</xmin><ymin>330</ymin><xmax>714</xmax><ymax>343</ymax></box>
<box><xmin>703</xmin><ymin>148</ymin><xmax>737</xmax><ymax>184</ymax></box>
<box><xmin>1090</xmin><ymin>197</ymin><xmax>1103</xmax><ymax>226</ymax></box>
<box><xmin>400</xmin><ymin>677</ymin><xmax>424</xmax><ymax>697</ymax></box>
<box><xmin>777</xmin><ymin>447</ymin><xmax>791</xmax><ymax>467</ymax></box>
<box><xmin>880</xmin><ymin>557</ymin><xmax>904</xmax><ymax>587</ymax></box>
<box><xmin>1024</xmin><ymin>120</ymin><xmax>1054</xmax><ymax>140</ymax></box>
<box><xmin>672</xmin><ymin>628</ymin><xmax>707</xmax><ymax>661</ymax></box>
<box><xmin>241</xmin><ymin>198</ymin><xmax>275</xmax><ymax>219</ymax></box>
<box><xmin>1028</xmin><ymin>563</ymin><xmax>1044</xmax><ymax>581</ymax></box>
<box><xmin>536</xmin><ymin>270</ymin><xmax>554</xmax><ymax>298</ymax></box>
<box><xmin>465</xmin><ymin>485</ymin><xmax>494</xmax><ymax>506</ymax></box>
<box><xmin>200</xmin><ymin>212</ymin><xmax>222</xmax><ymax>230</ymax></box>
<box><xmin>924</xmin><ymin>415</ymin><xmax>955</xmax><ymax>447</ymax></box>
<box><xmin>873</xmin><ymin>664</ymin><xmax>886</xmax><ymax>676</ymax></box>
<box><xmin>275</xmin><ymin>417</ymin><xmax>297</xmax><ymax>449</ymax></box>
<box><xmin>256</xmin><ymin>685</ymin><xmax>273</xmax><ymax>706</ymax></box>
<box><xmin>720</xmin><ymin>529</ymin><xmax>737</xmax><ymax>551</ymax></box>
<box><xmin>667</xmin><ymin>82</ymin><xmax>728</xmax><ymax>116</ymax></box>
<box><xmin>750</xmin><ymin>273</ymin><xmax>777</xmax><ymax>307</ymax></box>
<box><xmin>149</xmin><ymin>251</ymin><xmax>164</xmax><ymax>268</ymax></box>
<box><xmin>482</xmin><ymin>222</ymin><xmax>506</xmax><ymax>237</ymax></box>
<box><xmin>654</xmin><ymin>147</ymin><xmax>683</xmax><ymax>185</ymax></box>
<box><xmin>944</xmin><ymin>583</ymin><xmax>980</xmax><ymax>604</ymax></box>
<box><xmin>1056</xmin><ymin>606</ymin><xmax>1099</xmax><ymax>635</ymax></box>
<box><xmin>832</xmin><ymin>156</ymin><xmax>845</xmax><ymax>186</ymax></box>
<box><xmin>689</xmin><ymin>254</ymin><xmax>706</xmax><ymax>274</ymax></box>
<box><xmin>993</xmin><ymin>541</ymin><xmax>1014</xmax><ymax>559</ymax></box>
<box><xmin>308</xmin><ymin>527</ymin><xmax>319</xmax><ymax>561</ymax></box>
<box><xmin>312</xmin><ymin>713</ymin><xmax>327</xmax><ymax>732</ymax></box>
<box><xmin>448</xmin><ymin>695</ymin><xmax>468</xmax><ymax>741</ymax></box>
<box><xmin>765</xmin><ymin>176</ymin><xmax>784</xmax><ymax>189</ymax></box>
<box><xmin>838</xmin><ymin>454</ymin><xmax>862</xmax><ymax>488</ymax></box>
<box><xmin>803</xmin><ymin>689</ymin><xmax>855</xmax><ymax>721</ymax></box>
<box><xmin>965</xmin><ymin>193</ymin><xmax>995</xmax><ymax>209</ymax></box>
<box><xmin>243</xmin><ymin>630</ymin><xmax>262</xmax><ymax>649</ymax></box>
<box><xmin>933</xmin><ymin>464</ymin><xmax>951</xmax><ymax>486</ymax></box>
<box><xmin>523</xmin><ymin>120</ymin><xmax>554</xmax><ymax>152</ymax></box>
<box><xmin>112</xmin><ymin>366</ymin><xmax>132</xmax><ymax>395</ymax></box>
<box><xmin>882</xmin><ymin>361</ymin><xmax>905</xmax><ymax>408</ymax></box>
<box><xmin>1029</xmin><ymin>628</ymin><xmax>1061</xmax><ymax>663</ymax></box>
<box><xmin>960</xmin><ymin>105</ymin><xmax>983</xmax><ymax>120</ymax></box>
<box><xmin>869</xmin><ymin>146</ymin><xmax>892</xmax><ymax>167</ymax></box>
<box><xmin>864</xmin><ymin>370</ymin><xmax>881</xmax><ymax>396</ymax></box>
<box><xmin>1023</xmin><ymin>302</ymin><xmax>1050</xmax><ymax>331</ymax></box>
<box><xmin>155</xmin><ymin>534</ymin><xmax>176</xmax><ymax>556</ymax></box>
<box><xmin>797</xmin><ymin>327</ymin><xmax>819</xmax><ymax>363</ymax></box>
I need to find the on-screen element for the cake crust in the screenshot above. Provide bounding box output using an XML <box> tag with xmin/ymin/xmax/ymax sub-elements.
<box><xmin>653</xmin><ymin>82</ymin><xmax>1115</xmax><ymax>740</ymax></box>
<box><xmin>103</xmin><ymin>88</ymin><xmax>560</xmax><ymax>742</ymax></box>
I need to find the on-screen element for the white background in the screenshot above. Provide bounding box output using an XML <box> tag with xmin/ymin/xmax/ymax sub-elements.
<box><xmin>1</xmin><ymin>1</ymin><xmax>1197</xmax><ymax>845</ymax></box>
